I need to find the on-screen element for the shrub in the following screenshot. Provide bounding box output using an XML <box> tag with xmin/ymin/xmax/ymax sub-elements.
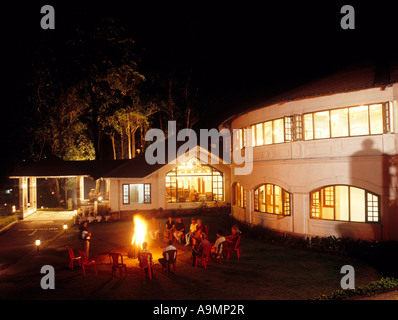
<box><xmin>317</xmin><ymin>277</ymin><xmax>398</xmax><ymax>300</ymax></box>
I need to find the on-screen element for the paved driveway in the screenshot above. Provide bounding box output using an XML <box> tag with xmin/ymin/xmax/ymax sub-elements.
<box><xmin>0</xmin><ymin>211</ymin><xmax>75</xmax><ymax>271</ymax></box>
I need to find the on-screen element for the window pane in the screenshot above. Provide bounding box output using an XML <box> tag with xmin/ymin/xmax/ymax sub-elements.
<box><xmin>350</xmin><ymin>187</ymin><xmax>365</xmax><ymax>222</ymax></box>
<box><xmin>335</xmin><ymin>186</ymin><xmax>349</xmax><ymax>221</ymax></box>
<box><xmin>283</xmin><ymin>191</ymin><xmax>291</xmax><ymax>215</ymax></box>
<box><xmin>264</xmin><ymin>121</ymin><xmax>273</xmax><ymax>145</ymax></box>
<box><xmin>369</xmin><ymin>104</ymin><xmax>383</xmax><ymax>134</ymax></box>
<box><xmin>331</xmin><ymin>108</ymin><xmax>349</xmax><ymax>137</ymax></box>
<box><xmin>251</xmin><ymin>125</ymin><xmax>256</xmax><ymax>147</ymax></box>
<box><xmin>254</xmin><ymin>188</ymin><xmax>259</xmax><ymax>211</ymax></box>
<box><xmin>256</xmin><ymin>123</ymin><xmax>264</xmax><ymax>146</ymax></box>
<box><xmin>259</xmin><ymin>185</ymin><xmax>266</xmax><ymax>212</ymax></box>
<box><xmin>367</xmin><ymin>192</ymin><xmax>379</xmax><ymax>222</ymax></box>
<box><xmin>274</xmin><ymin>185</ymin><xmax>282</xmax><ymax>214</ymax></box>
<box><xmin>273</xmin><ymin>119</ymin><xmax>284</xmax><ymax>143</ymax></box>
<box><xmin>123</xmin><ymin>185</ymin><xmax>129</xmax><ymax>204</ymax></box>
<box><xmin>349</xmin><ymin>106</ymin><xmax>369</xmax><ymax>136</ymax></box>
<box><xmin>314</xmin><ymin>111</ymin><xmax>330</xmax><ymax>139</ymax></box>
<box><xmin>130</xmin><ymin>184</ymin><xmax>144</xmax><ymax>204</ymax></box>
<box><xmin>310</xmin><ymin>191</ymin><xmax>320</xmax><ymax>218</ymax></box>
<box><xmin>304</xmin><ymin>114</ymin><xmax>313</xmax><ymax>140</ymax></box>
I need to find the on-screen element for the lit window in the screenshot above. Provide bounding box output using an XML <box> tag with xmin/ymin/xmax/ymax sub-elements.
<box><xmin>254</xmin><ymin>184</ymin><xmax>291</xmax><ymax>215</ymax></box>
<box><xmin>314</xmin><ymin>111</ymin><xmax>330</xmax><ymax>139</ymax></box>
<box><xmin>256</xmin><ymin>123</ymin><xmax>264</xmax><ymax>146</ymax></box>
<box><xmin>166</xmin><ymin>157</ymin><xmax>223</xmax><ymax>203</ymax></box>
<box><xmin>310</xmin><ymin>185</ymin><xmax>379</xmax><ymax>223</ymax></box>
<box><xmin>369</xmin><ymin>104</ymin><xmax>383</xmax><ymax>134</ymax></box>
<box><xmin>331</xmin><ymin>108</ymin><xmax>349</xmax><ymax>138</ymax></box>
<box><xmin>264</xmin><ymin>121</ymin><xmax>273</xmax><ymax>145</ymax></box>
<box><xmin>349</xmin><ymin>105</ymin><xmax>369</xmax><ymax>136</ymax></box>
<box><xmin>123</xmin><ymin>184</ymin><xmax>151</xmax><ymax>205</ymax></box>
<box><xmin>273</xmin><ymin>119</ymin><xmax>284</xmax><ymax>143</ymax></box>
<box><xmin>304</xmin><ymin>114</ymin><xmax>314</xmax><ymax>140</ymax></box>
<box><xmin>233</xmin><ymin>183</ymin><xmax>245</xmax><ymax>208</ymax></box>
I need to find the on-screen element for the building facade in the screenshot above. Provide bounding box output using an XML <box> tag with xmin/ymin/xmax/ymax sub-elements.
<box><xmin>223</xmin><ymin>63</ymin><xmax>398</xmax><ymax>241</ymax></box>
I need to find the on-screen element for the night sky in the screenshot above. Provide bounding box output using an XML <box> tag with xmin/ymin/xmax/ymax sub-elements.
<box><xmin>0</xmin><ymin>1</ymin><xmax>396</xmax><ymax>182</ymax></box>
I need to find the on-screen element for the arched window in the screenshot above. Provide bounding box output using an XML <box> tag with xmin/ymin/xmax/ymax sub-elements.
<box><xmin>253</xmin><ymin>184</ymin><xmax>291</xmax><ymax>215</ymax></box>
<box><xmin>165</xmin><ymin>157</ymin><xmax>223</xmax><ymax>203</ymax></box>
<box><xmin>310</xmin><ymin>185</ymin><xmax>380</xmax><ymax>223</ymax></box>
<box><xmin>233</xmin><ymin>183</ymin><xmax>246</xmax><ymax>208</ymax></box>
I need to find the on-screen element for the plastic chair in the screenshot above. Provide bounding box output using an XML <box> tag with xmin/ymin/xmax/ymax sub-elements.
<box><xmin>227</xmin><ymin>236</ymin><xmax>241</xmax><ymax>260</ymax></box>
<box><xmin>138</xmin><ymin>252</ymin><xmax>154</xmax><ymax>279</ymax></box>
<box><xmin>78</xmin><ymin>250</ymin><xmax>97</xmax><ymax>276</ymax></box>
<box><xmin>195</xmin><ymin>243</ymin><xmax>212</xmax><ymax>269</ymax></box>
<box><xmin>68</xmin><ymin>247</ymin><xmax>81</xmax><ymax>270</ymax></box>
<box><xmin>109</xmin><ymin>252</ymin><xmax>127</xmax><ymax>279</ymax></box>
<box><xmin>214</xmin><ymin>241</ymin><xmax>227</xmax><ymax>263</ymax></box>
<box><xmin>163</xmin><ymin>249</ymin><xmax>177</xmax><ymax>274</ymax></box>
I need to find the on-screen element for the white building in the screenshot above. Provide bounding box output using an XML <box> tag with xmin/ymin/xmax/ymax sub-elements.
<box><xmin>221</xmin><ymin>60</ymin><xmax>398</xmax><ymax>241</ymax></box>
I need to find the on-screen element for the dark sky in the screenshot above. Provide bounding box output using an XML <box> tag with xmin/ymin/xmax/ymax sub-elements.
<box><xmin>0</xmin><ymin>1</ymin><xmax>396</xmax><ymax>180</ymax></box>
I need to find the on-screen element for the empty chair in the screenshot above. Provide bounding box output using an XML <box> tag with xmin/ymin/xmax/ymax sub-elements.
<box><xmin>68</xmin><ymin>247</ymin><xmax>81</xmax><ymax>270</ymax></box>
<box><xmin>78</xmin><ymin>250</ymin><xmax>97</xmax><ymax>276</ymax></box>
<box><xmin>138</xmin><ymin>251</ymin><xmax>154</xmax><ymax>280</ymax></box>
<box><xmin>109</xmin><ymin>252</ymin><xmax>127</xmax><ymax>279</ymax></box>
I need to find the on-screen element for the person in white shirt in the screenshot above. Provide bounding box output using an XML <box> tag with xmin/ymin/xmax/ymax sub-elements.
<box><xmin>211</xmin><ymin>230</ymin><xmax>226</xmax><ymax>257</ymax></box>
<box><xmin>184</xmin><ymin>218</ymin><xmax>198</xmax><ymax>246</ymax></box>
<box><xmin>158</xmin><ymin>240</ymin><xmax>177</xmax><ymax>271</ymax></box>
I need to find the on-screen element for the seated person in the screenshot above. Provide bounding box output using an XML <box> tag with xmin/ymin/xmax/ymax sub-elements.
<box><xmin>148</xmin><ymin>217</ymin><xmax>160</xmax><ymax>240</ymax></box>
<box><xmin>185</xmin><ymin>218</ymin><xmax>198</xmax><ymax>246</ymax></box>
<box><xmin>173</xmin><ymin>217</ymin><xmax>185</xmax><ymax>243</ymax></box>
<box><xmin>191</xmin><ymin>233</ymin><xmax>210</xmax><ymax>266</ymax></box>
<box><xmin>225</xmin><ymin>226</ymin><xmax>240</xmax><ymax>247</ymax></box>
<box><xmin>164</xmin><ymin>216</ymin><xmax>175</xmax><ymax>241</ymax></box>
<box><xmin>192</xmin><ymin>219</ymin><xmax>206</xmax><ymax>243</ymax></box>
<box><xmin>211</xmin><ymin>230</ymin><xmax>226</xmax><ymax>257</ymax></box>
<box><xmin>232</xmin><ymin>224</ymin><xmax>243</xmax><ymax>236</ymax></box>
<box><xmin>158</xmin><ymin>240</ymin><xmax>177</xmax><ymax>271</ymax></box>
<box><xmin>138</xmin><ymin>242</ymin><xmax>153</xmax><ymax>277</ymax></box>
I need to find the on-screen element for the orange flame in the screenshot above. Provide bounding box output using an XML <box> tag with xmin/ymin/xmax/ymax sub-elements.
<box><xmin>131</xmin><ymin>215</ymin><xmax>147</xmax><ymax>249</ymax></box>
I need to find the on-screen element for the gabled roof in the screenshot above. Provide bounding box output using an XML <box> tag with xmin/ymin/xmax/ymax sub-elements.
<box><xmin>220</xmin><ymin>59</ymin><xmax>398</xmax><ymax>128</ymax></box>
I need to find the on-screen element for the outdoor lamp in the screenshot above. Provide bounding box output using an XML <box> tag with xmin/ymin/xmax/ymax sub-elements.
<box><xmin>35</xmin><ymin>239</ymin><xmax>41</xmax><ymax>251</ymax></box>
<box><xmin>63</xmin><ymin>224</ymin><xmax>68</xmax><ymax>230</ymax></box>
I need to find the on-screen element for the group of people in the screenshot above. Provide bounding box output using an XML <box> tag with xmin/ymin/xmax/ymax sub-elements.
<box><xmin>146</xmin><ymin>215</ymin><xmax>242</xmax><ymax>268</ymax></box>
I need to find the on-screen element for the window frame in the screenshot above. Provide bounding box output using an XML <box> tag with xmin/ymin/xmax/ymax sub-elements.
<box><xmin>122</xmin><ymin>183</ymin><xmax>151</xmax><ymax>205</ymax></box>
<box><xmin>253</xmin><ymin>183</ymin><xmax>292</xmax><ymax>216</ymax></box>
<box><xmin>310</xmin><ymin>185</ymin><xmax>380</xmax><ymax>223</ymax></box>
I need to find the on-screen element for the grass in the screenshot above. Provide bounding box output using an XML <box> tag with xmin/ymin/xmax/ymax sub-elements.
<box><xmin>0</xmin><ymin>215</ymin><xmax>18</xmax><ymax>230</ymax></box>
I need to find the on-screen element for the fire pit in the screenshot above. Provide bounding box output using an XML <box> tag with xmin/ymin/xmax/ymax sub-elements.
<box><xmin>128</xmin><ymin>215</ymin><xmax>147</xmax><ymax>259</ymax></box>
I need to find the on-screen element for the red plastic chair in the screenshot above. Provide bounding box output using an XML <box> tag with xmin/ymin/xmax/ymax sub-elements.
<box><xmin>68</xmin><ymin>247</ymin><xmax>81</xmax><ymax>270</ymax></box>
<box><xmin>227</xmin><ymin>236</ymin><xmax>241</xmax><ymax>260</ymax></box>
<box><xmin>138</xmin><ymin>252</ymin><xmax>154</xmax><ymax>279</ymax></box>
<box><xmin>78</xmin><ymin>250</ymin><xmax>97</xmax><ymax>276</ymax></box>
<box><xmin>109</xmin><ymin>252</ymin><xmax>127</xmax><ymax>279</ymax></box>
<box><xmin>195</xmin><ymin>243</ymin><xmax>212</xmax><ymax>269</ymax></box>
<box><xmin>163</xmin><ymin>249</ymin><xmax>177</xmax><ymax>274</ymax></box>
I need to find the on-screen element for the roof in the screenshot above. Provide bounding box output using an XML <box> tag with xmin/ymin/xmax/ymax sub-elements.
<box><xmin>9</xmin><ymin>141</ymin><xmax>229</xmax><ymax>180</ymax></box>
<box><xmin>9</xmin><ymin>157</ymin><xmax>129</xmax><ymax>180</ymax></box>
<box><xmin>220</xmin><ymin>59</ymin><xmax>398</xmax><ymax>128</ymax></box>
